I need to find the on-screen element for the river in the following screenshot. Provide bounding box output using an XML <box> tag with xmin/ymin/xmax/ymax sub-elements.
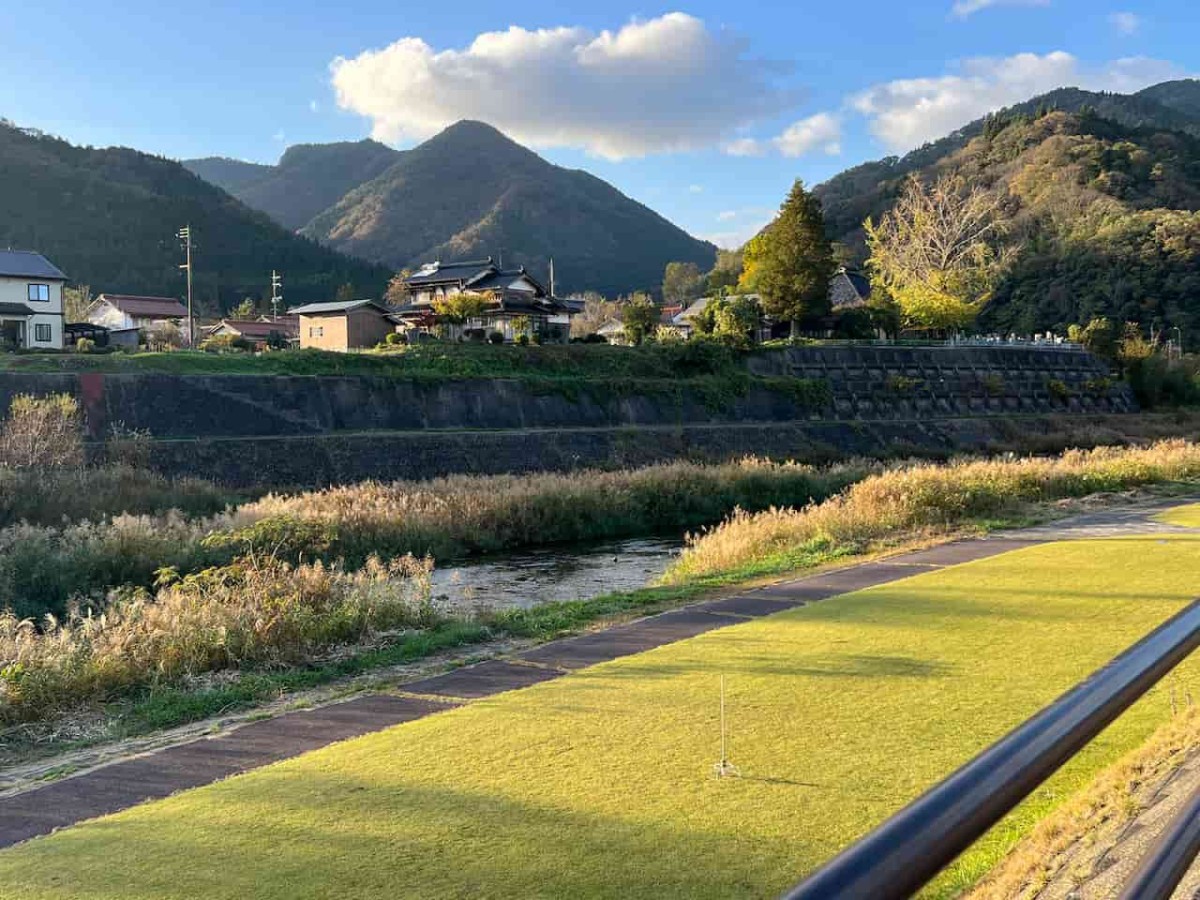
<box><xmin>429</xmin><ymin>536</ymin><xmax>685</xmax><ymax>612</ymax></box>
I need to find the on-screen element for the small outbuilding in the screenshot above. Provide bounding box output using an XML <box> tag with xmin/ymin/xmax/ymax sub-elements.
<box><xmin>290</xmin><ymin>300</ymin><xmax>396</xmax><ymax>351</ymax></box>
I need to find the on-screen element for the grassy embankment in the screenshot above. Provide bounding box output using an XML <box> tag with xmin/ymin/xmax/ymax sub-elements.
<box><xmin>3</xmin><ymin>442</ymin><xmax>1199</xmax><ymax>745</ymax></box>
<box><xmin>0</xmin><ymin>343</ymin><xmax>832</xmax><ymax>413</ymax></box>
<box><xmin>0</xmin><ymin>534</ymin><xmax>1196</xmax><ymax>899</ymax></box>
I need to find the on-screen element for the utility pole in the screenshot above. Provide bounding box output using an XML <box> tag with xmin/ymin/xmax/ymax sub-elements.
<box><xmin>270</xmin><ymin>270</ymin><xmax>283</xmax><ymax>319</ymax></box>
<box><xmin>177</xmin><ymin>225</ymin><xmax>194</xmax><ymax>346</ymax></box>
<box><xmin>549</xmin><ymin>258</ymin><xmax>556</xmax><ymax>297</ymax></box>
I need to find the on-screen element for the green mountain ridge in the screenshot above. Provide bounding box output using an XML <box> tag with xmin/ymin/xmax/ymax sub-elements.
<box><xmin>0</xmin><ymin>121</ymin><xmax>390</xmax><ymax>310</ymax></box>
<box><xmin>190</xmin><ymin>121</ymin><xmax>717</xmax><ymax>297</ymax></box>
<box><xmin>803</xmin><ymin>80</ymin><xmax>1200</xmax><ymax>340</ymax></box>
<box><xmin>814</xmin><ymin>79</ymin><xmax>1200</xmax><ymax>250</ymax></box>
<box><xmin>186</xmin><ymin>140</ymin><xmax>402</xmax><ymax>231</ymax></box>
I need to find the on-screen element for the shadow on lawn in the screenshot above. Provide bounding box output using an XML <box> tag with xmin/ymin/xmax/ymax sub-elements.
<box><xmin>5</xmin><ymin>771</ymin><xmax>821</xmax><ymax>900</ymax></box>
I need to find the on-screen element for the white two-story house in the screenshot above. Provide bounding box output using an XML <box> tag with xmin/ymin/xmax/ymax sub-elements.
<box><xmin>0</xmin><ymin>250</ymin><xmax>67</xmax><ymax>350</ymax></box>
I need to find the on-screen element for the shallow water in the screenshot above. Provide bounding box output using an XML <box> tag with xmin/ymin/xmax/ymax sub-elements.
<box><xmin>430</xmin><ymin>537</ymin><xmax>684</xmax><ymax>611</ymax></box>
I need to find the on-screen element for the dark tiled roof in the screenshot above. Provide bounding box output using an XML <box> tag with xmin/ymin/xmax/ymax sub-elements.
<box><xmin>470</xmin><ymin>268</ymin><xmax>548</xmax><ymax>296</ymax></box>
<box><xmin>0</xmin><ymin>302</ymin><xmax>35</xmax><ymax>316</ymax></box>
<box><xmin>0</xmin><ymin>250</ymin><xmax>67</xmax><ymax>280</ymax></box>
<box><xmin>405</xmin><ymin>258</ymin><xmax>496</xmax><ymax>287</ymax></box>
<box><xmin>95</xmin><ymin>294</ymin><xmax>188</xmax><ymax>318</ymax></box>
<box><xmin>844</xmin><ymin>269</ymin><xmax>871</xmax><ymax>299</ymax></box>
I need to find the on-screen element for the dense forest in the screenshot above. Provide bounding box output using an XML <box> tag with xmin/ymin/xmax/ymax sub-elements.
<box><xmin>803</xmin><ymin>80</ymin><xmax>1200</xmax><ymax>341</ymax></box>
<box><xmin>0</xmin><ymin>121</ymin><xmax>390</xmax><ymax>311</ymax></box>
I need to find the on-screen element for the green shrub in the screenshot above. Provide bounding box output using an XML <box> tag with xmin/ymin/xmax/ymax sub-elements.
<box><xmin>1127</xmin><ymin>354</ymin><xmax>1200</xmax><ymax>408</ymax></box>
<box><xmin>981</xmin><ymin>374</ymin><xmax>1006</xmax><ymax>396</ymax></box>
<box><xmin>886</xmin><ymin>374</ymin><xmax>923</xmax><ymax>393</ymax></box>
<box><xmin>1046</xmin><ymin>378</ymin><xmax>1072</xmax><ymax>401</ymax></box>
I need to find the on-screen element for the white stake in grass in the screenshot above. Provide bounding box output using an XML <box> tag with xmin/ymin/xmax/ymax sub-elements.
<box><xmin>713</xmin><ymin>674</ymin><xmax>740</xmax><ymax>778</ymax></box>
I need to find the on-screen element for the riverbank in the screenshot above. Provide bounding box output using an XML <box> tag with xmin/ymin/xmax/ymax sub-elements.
<box><xmin>4</xmin><ymin>483</ymin><xmax>1196</xmax><ymax>777</ymax></box>
<box><xmin>2</xmin><ymin>514</ymin><xmax>1196</xmax><ymax>899</ymax></box>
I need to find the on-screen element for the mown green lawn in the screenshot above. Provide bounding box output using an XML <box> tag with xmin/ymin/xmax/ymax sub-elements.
<box><xmin>1</xmin><ymin>536</ymin><xmax>1197</xmax><ymax>899</ymax></box>
<box><xmin>1160</xmin><ymin>501</ymin><xmax>1200</xmax><ymax>526</ymax></box>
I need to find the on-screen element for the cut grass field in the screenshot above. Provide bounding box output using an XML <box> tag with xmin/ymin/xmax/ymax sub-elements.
<box><xmin>1160</xmin><ymin>500</ymin><xmax>1200</xmax><ymax>526</ymax></box>
<box><xmin>1</xmin><ymin>535</ymin><xmax>1198</xmax><ymax>899</ymax></box>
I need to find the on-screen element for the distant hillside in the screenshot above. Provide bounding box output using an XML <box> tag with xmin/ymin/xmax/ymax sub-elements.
<box><xmin>806</xmin><ymin>96</ymin><xmax>1200</xmax><ymax>339</ymax></box>
<box><xmin>1139</xmin><ymin>79</ymin><xmax>1200</xmax><ymax>121</ymax></box>
<box><xmin>183</xmin><ymin>157</ymin><xmax>273</xmax><ymax>195</ymax></box>
<box><xmin>185</xmin><ymin>140</ymin><xmax>401</xmax><ymax>230</ymax></box>
<box><xmin>301</xmin><ymin>121</ymin><xmax>716</xmax><ymax>296</ymax></box>
<box><xmin>0</xmin><ymin>121</ymin><xmax>390</xmax><ymax>310</ymax></box>
<box><xmin>814</xmin><ymin>79</ymin><xmax>1200</xmax><ymax>251</ymax></box>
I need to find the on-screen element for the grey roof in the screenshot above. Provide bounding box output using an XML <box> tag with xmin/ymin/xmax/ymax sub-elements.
<box><xmin>0</xmin><ymin>302</ymin><xmax>35</xmax><ymax>316</ymax></box>
<box><xmin>289</xmin><ymin>299</ymin><xmax>389</xmax><ymax>316</ymax></box>
<box><xmin>405</xmin><ymin>258</ymin><xmax>496</xmax><ymax>287</ymax></box>
<box><xmin>470</xmin><ymin>268</ymin><xmax>549</xmax><ymax>296</ymax></box>
<box><xmin>0</xmin><ymin>250</ymin><xmax>67</xmax><ymax>280</ymax></box>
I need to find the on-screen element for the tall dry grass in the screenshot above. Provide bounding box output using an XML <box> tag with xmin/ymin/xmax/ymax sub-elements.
<box><xmin>0</xmin><ymin>511</ymin><xmax>234</xmax><ymax>621</ymax></box>
<box><xmin>0</xmin><ymin>458</ymin><xmax>866</xmax><ymax>621</ymax></box>
<box><xmin>664</xmin><ymin>440</ymin><xmax>1200</xmax><ymax>582</ymax></box>
<box><xmin>0</xmin><ymin>554</ymin><xmax>436</xmax><ymax>724</ymax></box>
<box><xmin>222</xmin><ymin>457</ymin><xmax>869</xmax><ymax>561</ymax></box>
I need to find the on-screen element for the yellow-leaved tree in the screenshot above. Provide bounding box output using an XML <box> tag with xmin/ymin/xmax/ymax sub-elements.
<box><xmin>865</xmin><ymin>174</ymin><xmax>1011</xmax><ymax>333</ymax></box>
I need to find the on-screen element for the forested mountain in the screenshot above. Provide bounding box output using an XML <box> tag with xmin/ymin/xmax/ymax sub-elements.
<box><xmin>814</xmin><ymin>79</ymin><xmax>1200</xmax><ymax>250</ymax></box>
<box><xmin>183</xmin><ymin>157</ymin><xmax>273</xmax><ymax>195</ymax></box>
<box><xmin>0</xmin><ymin>120</ymin><xmax>390</xmax><ymax>310</ymax></box>
<box><xmin>185</xmin><ymin>140</ymin><xmax>401</xmax><ymax>230</ymax></box>
<box><xmin>805</xmin><ymin>82</ymin><xmax>1200</xmax><ymax>340</ymax></box>
<box><xmin>300</xmin><ymin>121</ymin><xmax>716</xmax><ymax>296</ymax></box>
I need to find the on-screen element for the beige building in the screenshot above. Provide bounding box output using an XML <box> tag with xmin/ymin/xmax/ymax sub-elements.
<box><xmin>290</xmin><ymin>299</ymin><xmax>396</xmax><ymax>351</ymax></box>
<box><xmin>0</xmin><ymin>250</ymin><xmax>67</xmax><ymax>350</ymax></box>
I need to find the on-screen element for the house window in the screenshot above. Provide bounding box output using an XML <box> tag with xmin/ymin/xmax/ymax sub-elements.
<box><xmin>309</xmin><ymin>326</ymin><xmax>323</xmax><ymax>337</ymax></box>
<box><xmin>27</xmin><ymin>284</ymin><xmax>50</xmax><ymax>302</ymax></box>
<box><xmin>34</xmin><ymin>323</ymin><xmax>52</xmax><ymax>342</ymax></box>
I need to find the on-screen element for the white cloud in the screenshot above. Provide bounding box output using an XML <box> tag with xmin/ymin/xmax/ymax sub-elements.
<box><xmin>689</xmin><ymin>184</ymin><xmax>704</xmax><ymax>194</ymax></box>
<box><xmin>950</xmin><ymin>0</ymin><xmax>1049</xmax><ymax>20</ymax></box>
<box><xmin>1110</xmin><ymin>11</ymin><xmax>1140</xmax><ymax>35</ymax></box>
<box><xmin>722</xmin><ymin>137</ymin><xmax>766</xmax><ymax>157</ymax></box>
<box><xmin>852</xmin><ymin>51</ymin><xmax>1189</xmax><ymax>151</ymax></box>
<box><xmin>309</xmin><ymin>100</ymin><xmax>320</xmax><ymax>113</ymax></box>
<box><xmin>717</xmin><ymin>210</ymin><xmax>738</xmax><ymax>221</ymax></box>
<box><xmin>772</xmin><ymin>112</ymin><xmax>842</xmax><ymax>157</ymax></box>
<box><xmin>272</xmin><ymin>129</ymin><xmax>286</xmax><ymax>142</ymax></box>
<box><xmin>331</xmin><ymin>13</ymin><xmax>796</xmax><ymax>160</ymax></box>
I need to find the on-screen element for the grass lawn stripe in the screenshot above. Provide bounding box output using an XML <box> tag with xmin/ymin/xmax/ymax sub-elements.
<box><xmin>0</xmin><ymin>536</ymin><xmax>1197</xmax><ymax>899</ymax></box>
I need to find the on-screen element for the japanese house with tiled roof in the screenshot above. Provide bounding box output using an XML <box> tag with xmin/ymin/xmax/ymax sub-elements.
<box><xmin>392</xmin><ymin>257</ymin><xmax>575</xmax><ymax>342</ymax></box>
<box><xmin>0</xmin><ymin>250</ymin><xmax>67</xmax><ymax>350</ymax></box>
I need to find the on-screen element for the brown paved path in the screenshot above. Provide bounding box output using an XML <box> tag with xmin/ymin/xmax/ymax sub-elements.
<box><xmin>0</xmin><ymin>495</ymin><xmax>1194</xmax><ymax>851</ymax></box>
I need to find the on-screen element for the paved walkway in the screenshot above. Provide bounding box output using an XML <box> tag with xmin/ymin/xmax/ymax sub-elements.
<box><xmin>0</xmin><ymin>494</ymin><xmax>1195</xmax><ymax>851</ymax></box>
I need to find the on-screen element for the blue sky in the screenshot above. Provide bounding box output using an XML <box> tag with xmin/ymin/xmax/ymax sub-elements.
<box><xmin>0</xmin><ymin>1</ymin><xmax>1195</xmax><ymax>247</ymax></box>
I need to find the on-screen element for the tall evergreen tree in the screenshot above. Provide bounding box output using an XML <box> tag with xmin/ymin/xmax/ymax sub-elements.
<box><xmin>748</xmin><ymin>180</ymin><xmax>834</xmax><ymax>337</ymax></box>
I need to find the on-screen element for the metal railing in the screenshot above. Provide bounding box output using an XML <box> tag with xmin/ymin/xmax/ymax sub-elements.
<box><xmin>781</xmin><ymin>599</ymin><xmax>1200</xmax><ymax>900</ymax></box>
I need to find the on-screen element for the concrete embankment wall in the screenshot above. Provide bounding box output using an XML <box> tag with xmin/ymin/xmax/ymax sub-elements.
<box><xmin>0</xmin><ymin>346</ymin><xmax>1136</xmax><ymax>487</ymax></box>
